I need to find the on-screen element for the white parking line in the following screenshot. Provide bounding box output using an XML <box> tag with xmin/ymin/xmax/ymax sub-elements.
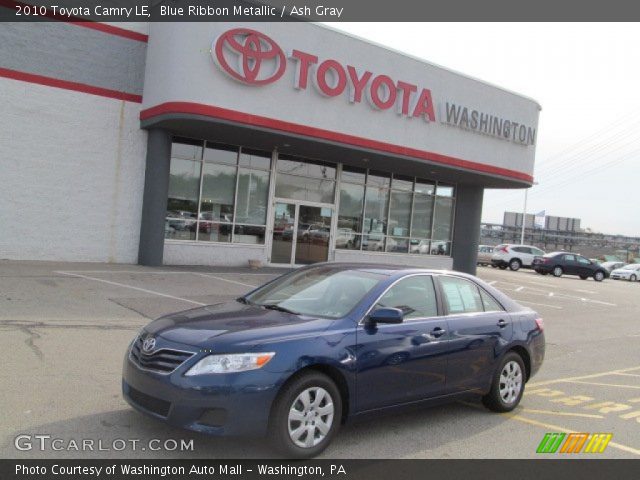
<box><xmin>515</xmin><ymin>286</ymin><xmax>524</xmax><ymax>292</ymax></box>
<box><xmin>56</xmin><ymin>271</ymin><xmax>207</xmax><ymax>306</ymax></box>
<box><xmin>488</xmin><ymin>280</ymin><xmax>497</xmax><ymax>285</ymax></box>
<box><xmin>192</xmin><ymin>272</ymin><xmax>259</xmax><ymax>288</ymax></box>
<box><xmin>512</xmin><ymin>299</ymin><xmax>563</xmax><ymax>310</ymax></box>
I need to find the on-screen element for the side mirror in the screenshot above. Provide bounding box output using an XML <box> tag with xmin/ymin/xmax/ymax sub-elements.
<box><xmin>367</xmin><ymin>307</ymin><xmax>404</xmax><ymax>326</ymax></box>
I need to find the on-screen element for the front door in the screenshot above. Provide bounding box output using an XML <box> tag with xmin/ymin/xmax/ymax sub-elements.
<box><xmin>269</xmin><ymin>202</ymin><xmax>333</xmax><ymax>266</ymax></box>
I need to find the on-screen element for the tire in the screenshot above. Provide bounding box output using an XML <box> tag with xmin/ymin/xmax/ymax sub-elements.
<box><xmin>552</xmin><ymin>266</ymin><xmax>563</xmax><ymax>277</ymax></box>
<box><xmin>509</xmin><ymin>259</ymin><xmax>522</xmax><ymax>271</ymax></box>
<box><xmin>482</xmin><ymin>352</ymin><xmax>526</xmax><ymax>412</ymax></box>
<box><xmin>580</xmin><ymin>275</ymin><xmax>588</xmax><ymax>280</ymax></box>
<box><xmin>593</xmin><ymin>270</ymin><xmax>605</xmax><ymax>282</ymax></box>
<box><xmin>631</xmin><ymin>274</ymin><xmax>637</xmax><ymax>282</ymax></box>
<box><xmin>269</xmin><ymin>372</ymin><xmax>342</xmax><ymax>458</ymax></box>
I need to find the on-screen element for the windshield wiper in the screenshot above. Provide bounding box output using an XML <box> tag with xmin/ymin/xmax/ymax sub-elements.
<box><xmin>262</xmin><ymin>304</ymin><xmax>300</xmax><ymax>315</ymax></box>
<box><xmin>236</xmin><ymin>297</ymin><xmax>252</xmax><ymax>305</ymax></box>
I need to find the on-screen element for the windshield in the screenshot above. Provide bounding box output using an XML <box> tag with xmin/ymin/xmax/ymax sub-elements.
<box><xmin>245</xmin><ymin>266</ymin><xmax>387</xmax><ymax>318</ymax></box>
<box><xmin>622</xmin><ymin>264</ymin><xmax>638</xmax><ymax>270</ymax></box>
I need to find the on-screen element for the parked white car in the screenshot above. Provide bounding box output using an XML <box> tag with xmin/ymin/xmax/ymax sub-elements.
<box><xmin>491</xmin><ymin>244</ymin><xmax>546</xmax><ymax>271</ymax></box>
<box><xmin>610</xmin><ymin>264</ymin><xmax>640</xmax><ymax>282</ymax></box>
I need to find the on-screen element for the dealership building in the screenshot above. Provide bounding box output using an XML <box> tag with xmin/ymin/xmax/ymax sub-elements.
<box><xmin>0</xmin><ymin>20</ymin><xmax>540</xmax><ymax>273</ymax></box>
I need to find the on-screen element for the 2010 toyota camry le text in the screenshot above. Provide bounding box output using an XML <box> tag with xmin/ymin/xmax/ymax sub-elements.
<box><xmin>122</xmin><ymin>263</ymin><xmax>545</xmax><ymax>458</ymax></box>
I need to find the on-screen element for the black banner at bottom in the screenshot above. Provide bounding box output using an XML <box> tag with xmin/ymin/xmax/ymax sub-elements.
<box><xmin>1</xmin><ymin>459</ymin><xmax>638</xmax><ymax>480</ymax></box>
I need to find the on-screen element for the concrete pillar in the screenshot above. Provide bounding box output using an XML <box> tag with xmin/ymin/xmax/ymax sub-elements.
<box><xmin>138</xmin><ymin>129</ymin><xmax>172</xmax><ymax>266</ymax></box>
<box><xmin>451</xmin><ymin>184</ymin><xmax>484</xmax><ymax>275</ymax></box>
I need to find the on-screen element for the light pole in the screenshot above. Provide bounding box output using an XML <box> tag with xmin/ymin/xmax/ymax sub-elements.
<box><xmin>520</xmin><ymin>182</ymin><xmax>538</xmax><ymax>245</ymax></box>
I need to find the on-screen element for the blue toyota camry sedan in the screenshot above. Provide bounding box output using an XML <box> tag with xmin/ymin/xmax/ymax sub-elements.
<box><xmin>122</xmin><ymin>263</ymin><xmax>545</xmax><ymax>457</ymax></box>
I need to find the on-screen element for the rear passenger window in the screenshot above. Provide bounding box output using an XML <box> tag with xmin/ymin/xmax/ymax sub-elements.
<box><xmin>479</xmin><ymin>289</ymin><xmax>504</xmax><ymax>312</ymax></box>
<box><xmin>376</xmin><ymin>276</ymin><xmax>438</xmax><ymax>319</ymax></box>
<box><xmin>439</xmin><ymin>276</ymin><xmax>484</xmax><ymax>314</ymax></box>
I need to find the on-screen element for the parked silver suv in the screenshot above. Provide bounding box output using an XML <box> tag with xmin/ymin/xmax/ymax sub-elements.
<box><xmin>491</xmin><ymin>244</ymin><xmax>546</xmax><ymax>271</ymax></box>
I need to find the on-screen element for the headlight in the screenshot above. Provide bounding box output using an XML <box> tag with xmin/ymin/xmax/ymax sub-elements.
<box><xmin>185</xmin><ymin>353</ymin><xmax>275</xmax><ymax>376</ymax></box>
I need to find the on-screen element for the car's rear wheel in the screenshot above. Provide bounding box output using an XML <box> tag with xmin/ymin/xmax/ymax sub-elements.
<box><xmin>482</xmin><ymin>352</ymin><xmax>525</xmax><ymax>412</ymax></box>
<box><xmin>552</xmin><ymin>266</ymin><xmax>563</xmax><ymax>277</ymax></box>
<box><xmin>509</xmin><ymin>259</ymin><xmax>521</xmax><ymax>271</ymax></box>
<box><xmin>593</xmin><ymin>270</ymin><xmax>605</xmax><ymax>282</ymax></box>
<box><xmin>269</xmin><ymin>372</ymin><xmax>341</xmax><ymax>458</ymax></box>
<box><xmin>631</xmin><ymin>274</ymin><xmax>637</xmax><ymax>282</ymax></box>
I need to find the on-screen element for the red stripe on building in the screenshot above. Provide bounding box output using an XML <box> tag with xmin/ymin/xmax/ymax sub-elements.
<box><xmin>0</xmin><ymin>67</ymin><xmax>143</xmax><ymax>103</ymax></box>
<box><xmin>0</xmin><ymin>0</ymin><xmax>148</xmax><ymax>43</ymax></box>
<box><xmin>140</xmin><ymin>102</ymin><xmax>534</xmax><ymax>183</ymax></box>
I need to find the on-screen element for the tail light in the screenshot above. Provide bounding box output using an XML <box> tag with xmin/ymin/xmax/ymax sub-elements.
<box><xmin>535</xmin><ymin>318</ymin><xmax>544</xmax><ymax>332</ymax></box>
<box><xmin>498</xmin><ymin>246</ymin><xmax>509</xmax><ymax>253</ymax></box>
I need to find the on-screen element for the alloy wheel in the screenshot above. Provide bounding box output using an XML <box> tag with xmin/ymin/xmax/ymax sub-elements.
<box><xmin>287</xmin><ymin>387</ymin><xmax>334</xmax><ymax>448</ymax></box>
<box><xmin>499</xmin><ymin>361</ymin><xmax>523</xmax><ymax>405</ymax></box>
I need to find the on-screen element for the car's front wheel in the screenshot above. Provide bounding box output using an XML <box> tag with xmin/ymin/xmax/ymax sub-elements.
<box><xmin>631</xmin><ymin>274</ymin><xmax>637</xmax><ymax>282</ymax></box>
<box><xmin>482</xmin><ymin>352</ymin><xmax>526</xmax><ymax>412</ymax></box>
<box><xmin>269</xmin><ymin>372</ymin><xmax>342</xmax><ymax>458</ymax></box>
<box><xmin>593</xmin><ymin>270</ymin><xmax>605</xmax><ymax>282</ymax></box>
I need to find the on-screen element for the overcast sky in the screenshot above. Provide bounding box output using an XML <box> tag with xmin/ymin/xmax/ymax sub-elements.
<box><xmin>325</xmin><ymin>23</ymin><xmax>640</xmax><ymax>237</ymax></box>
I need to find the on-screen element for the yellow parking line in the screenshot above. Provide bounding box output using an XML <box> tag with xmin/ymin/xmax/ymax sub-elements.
<box><xmin>527</xmin><ymin>366</ymin><xmax>640</xmax><ymax>388</ymax></box>
<box><xmin>503</xmin><ymin>414</ymin><xmax>640</xmax><ymax>456</ymax></box>
<box><xmin>563</xmin><ymin>380</ymin><xmax>640</xmax><ymax>390</ymax></box>
<box><xmin>518</xmin><ymin>408</ymin><xmax>604</xmax><ymax>419</ymax></box>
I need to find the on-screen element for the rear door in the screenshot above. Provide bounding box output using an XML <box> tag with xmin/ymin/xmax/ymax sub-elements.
<box><xmin>436</xmin><ymin>275</ymin><xmax>513</xmax><ymax>394</ymax></box>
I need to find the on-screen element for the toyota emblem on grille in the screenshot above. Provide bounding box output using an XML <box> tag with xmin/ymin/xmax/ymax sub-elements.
<box><xmin>142</xmin><ymin>337</ymin><xmax>156</xmax><ymax>353</ymax></box>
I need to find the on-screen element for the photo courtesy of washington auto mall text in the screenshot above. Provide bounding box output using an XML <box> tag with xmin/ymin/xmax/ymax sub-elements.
<box><xmin>1</xmin><ymin>1</ymin><xmax>640</xmax><ymax>480</ymax></box>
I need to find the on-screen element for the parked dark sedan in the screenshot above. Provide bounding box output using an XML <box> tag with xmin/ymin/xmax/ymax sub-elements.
<box><xmin>122</xmin><ymin>263</ymin><xmax>545</xmax><ymax>457</ymax></box>
<box><xmin>533</xmin><ymin>252</ymin><xmax>608</xmax><ymax>281</ymax></box>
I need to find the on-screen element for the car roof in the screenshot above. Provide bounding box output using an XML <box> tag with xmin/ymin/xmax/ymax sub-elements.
<box><xmin>301</xmin><ymin>262</ymin><xmax>479</xmax><ymax>279</ymax></box>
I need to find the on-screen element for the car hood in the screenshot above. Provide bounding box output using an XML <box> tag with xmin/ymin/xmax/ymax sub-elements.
<box><xmin>611</xmin><ymin>269</ymin><xmax>632</xmax><ymax>275</ymax></box>
<box><xmin>144</xmin><ymin>301</ymin><xmax>334</xmax><ymax>348</ymax></box>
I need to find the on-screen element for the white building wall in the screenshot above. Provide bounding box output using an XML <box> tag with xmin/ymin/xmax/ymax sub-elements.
<box><xmin>0</xmin><ymin>78</ymin><xmax>147</xmax><ymax>262</ymax></box>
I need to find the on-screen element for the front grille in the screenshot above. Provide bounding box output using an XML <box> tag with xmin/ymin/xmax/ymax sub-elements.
<box><xmin>128</xmin><ymin>386</ymin><xmax>171</xmax><ymax>417</ymax></box>
<box><xmin>130</xmin><ymin>336</ymin><xmax>195</xmax><ymax>374</ymax></box>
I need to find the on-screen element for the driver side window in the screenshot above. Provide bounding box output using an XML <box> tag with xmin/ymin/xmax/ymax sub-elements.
<box><xmin>376</xmin><ymin>276</ymin><xmax>438</xmax><ymax>320</ymax></box>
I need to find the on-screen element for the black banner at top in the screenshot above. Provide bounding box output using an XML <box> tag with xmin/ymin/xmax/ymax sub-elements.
<box><xmin>2</xmin><ymin>0</ymin><xmax>640</xmax><ymax>22</ymax></box>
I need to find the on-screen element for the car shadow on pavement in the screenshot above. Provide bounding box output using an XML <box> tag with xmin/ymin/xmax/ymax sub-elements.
<box><xmin>4</xmin><ymin>399</ymin><xmax>509</xmax><ymax>459</ymax></box>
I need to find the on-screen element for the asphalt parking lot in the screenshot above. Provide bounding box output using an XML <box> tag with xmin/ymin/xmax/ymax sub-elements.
<box><xmin>1</xmin><ymin>260</ymin><xmax>639</xmax><ymax>459</ymax></box>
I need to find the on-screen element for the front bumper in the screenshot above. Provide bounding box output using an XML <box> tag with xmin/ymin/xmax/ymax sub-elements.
<box><xmin>611</xmin><ymin>273</ymin><xmax>631</xmax><ymax>280</ymax></box>
<box><xmin>122</xmin><ymin>345</ymin><xmax>283</xmax><ymax>437</ymax></box>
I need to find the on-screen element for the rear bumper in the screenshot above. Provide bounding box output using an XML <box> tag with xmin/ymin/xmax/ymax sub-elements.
<box><xmin>529</xmin><ymin>332</ymin><xmax>545</xmax><ymax>380</ymax></box>
<box><xmin>491</xmin><ymin>259</ymin><xmax>509</xmax><ymax>267</ymax></box>
<box><xmin>533</xmin><ymin>264</ymin><xmax>552</xmax><ymax>273</ymax></box>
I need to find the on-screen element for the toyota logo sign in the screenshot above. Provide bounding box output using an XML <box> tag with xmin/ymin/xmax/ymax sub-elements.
<box><xmin>142</xmin><ymin>337</ymin><xmax>156</xmax><ymax>353</ymax></box>
<box><xmin>213</xmin><ymin>28</ymin><xmax>286</xmax><ymax>85</ymax></box>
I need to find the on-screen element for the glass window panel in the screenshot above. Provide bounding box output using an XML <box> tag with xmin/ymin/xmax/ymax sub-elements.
<box><xmin>386</xmin><ymin>237</ymin><xmax>409</xmax><ymax>253</ymax></box>
<box><xmin>164</xmin><ymin>219</ymin><xmax>196</xmax><ymax>241</ymax></box>
<box><xmin>277</xmin><ymin>157</ymin><xmax>336</xmax><ymax>179</ymax></box>
<box><xmin>480</xmin><ymin>289</ymin><xmax>504</xmax><ymax>312</ymax></box>
<box><xmin>388</xmin><ymin>191</ymin><xmax>412</xmax><ymax>237</ymax></box>
<box><xmin>436</xmin><ymin>184</ymin><xmax>455</xmax><ymax>197</ymax></box>
<box><xmin>376</xmin><ymin>276</ymin><xmax>438</xmax><ymax>319</ymax></box>
<box><xmin>167</xmin><ymin>158</ymin><xmax>200</xmax><ymax>217</ymax></box>
<box><xmin>439</xmin><ymin>276</ymin><xmax>483</xmax><ymax>314</ymax></box>
<box><xmin>367</xmin><ymin>170</ymin><xmax>391</xmax><ymax>189</ymax></box>
<box><xmin>338</xmin><ymin>183</ymin><xmax>364</xmax><ymax>235</ymax></box>
<box><xmin>363</xmin><ymin>187</ymin><xmax>389</xmax><ymax>235</ymax></box>
<box><xmin>415</xmin><ymin>179</ymin><xmax>435</xmax><ymax>194</ymax></box>
<box><xmin>239</xmin><ymin>148</ymin><xmax>271</xmax><ymax>170</ymax></box>
<box><xmin>362</xmin><ymin>233</ymin><xmax>386</xmax><ymax>252</ymax></box>
<box><xmin>336</xmin><ymin>231</ymin><xmax>360</xmax><ymax>250</ymax></box>
<box><xmin>235</xmin><ymin>169</ymin><xmax>270</xmax><ymax>225</ymax></box>
<box><xmin>197</xmin><ymin>222</ymin><xmax>232</xmax><ymax>243</ymax></box>
<box><xmin>275</xmin><ymin>173</ymin><xmax>335</xmax><ymax>203</ymax></box>
<box><xmin>433</xmin><ymin>196</ymin><xmax>454</xmax><ymax>241</ymax></box>
<box><xmin>200</xmin><ymin>163</ymin><xmax>236</xmax><ymax>223</ymax></box>
<box><xmin>341</xmin><ymin>165</ymin><xmax>367</xmax><ymax>184</ymax></box>
<box><xmin>409</xmin><ymin>239</ymin><xmax>430</xmax><ymax>254</ymax></box>
<box><xmin>392</xmin><ymin>175</ymin><xmax>414</xmax><ymax>192</ymax></box>
<box><xmin>411</xmin><ymin>194</ymin><xmax>434</xmax><ymax>238</ymax></box>
<box><xmin>171</xmin><ymin>138</ymin><xmax>202</xmax><ymax>161</ymax></box>
<box><xmin>431</xmin><ymin>240</ymin><xmax>451</xmax><ymax>255</ymax></box>
<box><xmin>233</xmin><ymin>225</ymin><xmax>266</xmax><ymax>244</ymax></box>
<box><xmin>204</xmin><ymin>142</ymin><xmax>238</xmax><ymax>165</ymax></box>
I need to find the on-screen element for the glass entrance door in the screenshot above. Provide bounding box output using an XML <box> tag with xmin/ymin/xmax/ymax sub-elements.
<box><xmin>270</xmin><ymin>202</ymin><xmax>333</xmax><ymax>265</ymax></box>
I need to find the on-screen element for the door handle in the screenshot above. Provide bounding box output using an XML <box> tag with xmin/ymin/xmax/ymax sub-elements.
<box><xmin>431</xmin><ymin>327</ymin><xmax>447</xmax><ymax>338</ymax></box>
<box><xmin>497</xmin><ymin>319</ymin><xmax>509</xmax><ymax>328</ymax></box>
